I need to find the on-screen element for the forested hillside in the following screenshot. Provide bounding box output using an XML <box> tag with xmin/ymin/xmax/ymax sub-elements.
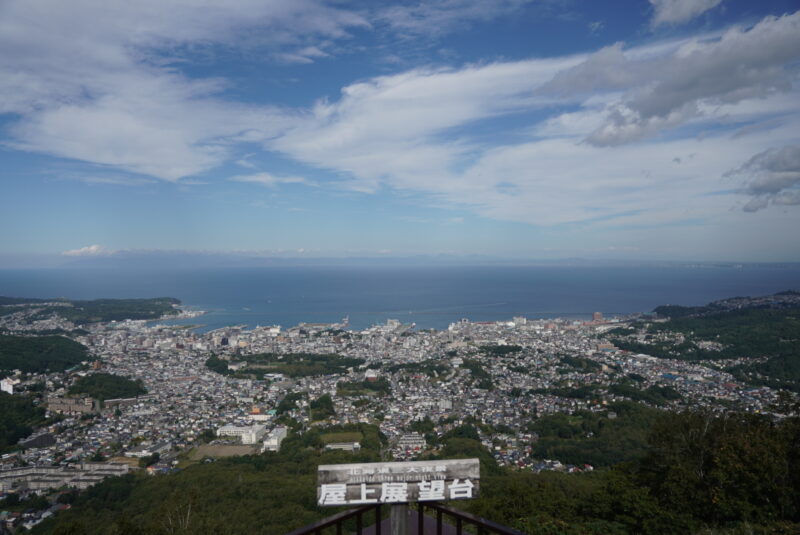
<box><xmin>0</xmin><ymin>296</ymin><xmax>180</xmax><ymax>325</ymax></box>
<box><xmin>32</xmin><ymin>408</ymin><xmax>800</xmax><ymax>535</ymax></box>
<box><xmin>609</xmin><ymin>297</ymin><xmax>800</xmax><ymax>392</ymax></box>
<box><xmin>68</xmin><ymin>373</ymin><xmax>147</xmax><ymax>401</ymax></box>
<box><xmin>0</xmin><ymin>392</ymin><xmax>47</xmax><ymax>453</ymax></box>
<box><xmin>0</xmin><ymin>335</ymin><xmax>88</xmax><ymax>376</ymax></box>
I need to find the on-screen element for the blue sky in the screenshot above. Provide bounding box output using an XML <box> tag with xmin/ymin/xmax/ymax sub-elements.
<box><xmin>1</xmin><ymin>0</ymin><xmax>800</xmax><ymax>265</ymax></box>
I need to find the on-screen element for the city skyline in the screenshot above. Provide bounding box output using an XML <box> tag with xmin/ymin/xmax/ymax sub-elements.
<box><xmin>2</xmin><ymin>0</ymin><xmax>800</xmax><ymax>265</ymax></box>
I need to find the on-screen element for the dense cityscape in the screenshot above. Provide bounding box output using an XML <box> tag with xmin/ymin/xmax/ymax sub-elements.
<box><xmin>2</xmin><ymin>292</ymin><xmax>795</xmax><ymax>531</ymax></box>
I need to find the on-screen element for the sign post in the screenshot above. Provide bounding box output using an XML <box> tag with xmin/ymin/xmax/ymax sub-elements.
<box><xmin>317</xmin><ymin>458</ymin><xmax>480</xmax><ymax>534</ymax></box>
<box><xmin>390</xmin><ymin>503</ymin><xmax>407</xmax><ymax>535</ymax></box>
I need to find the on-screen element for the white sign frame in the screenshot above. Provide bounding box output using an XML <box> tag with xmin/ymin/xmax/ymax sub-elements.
<box><xmin>317</xmin><ymin>458</ymin><xmax>479</xmax><ymax>507</ymax></box>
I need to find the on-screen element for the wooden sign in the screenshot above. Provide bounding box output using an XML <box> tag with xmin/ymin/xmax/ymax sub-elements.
<box><xmin>317</xmin><ymin>458</ymin><xmax>479</xmax><ymax>506</ymax></box>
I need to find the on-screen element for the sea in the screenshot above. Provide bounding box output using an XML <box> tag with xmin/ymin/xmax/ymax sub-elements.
<box><xmin>1</xmin><ymin>264</ymin><xmax>799</xmax><ymax>332</ymax></box>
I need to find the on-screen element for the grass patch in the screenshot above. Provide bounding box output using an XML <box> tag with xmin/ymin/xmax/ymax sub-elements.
<box><xmin>321</xmin><ymin>432</ymin><xmax>363</xmax><ymax>444</ymax></box>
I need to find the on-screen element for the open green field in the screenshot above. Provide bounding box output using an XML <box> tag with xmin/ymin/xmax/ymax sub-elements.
<box><xmin>190</xmin><ymin>444</ymin><xmax>258</xmax><ymax>459</ymax></box>
<box><xmin>320</xmin><ymin>431</ymin><xmax>362</xmax><ymax>444</ymax></box>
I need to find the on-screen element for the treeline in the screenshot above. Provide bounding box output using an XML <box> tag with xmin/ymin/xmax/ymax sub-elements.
<box><xmin>43</xmin><ymin>298</ymin><xmax>180</xmax><ymax>324</ymax></box>
<box><xmin>386</xmin><ymin>359</ymin><xmax>449</xmax><ymax>377</ymax></box>
<box><xmin>336</xmin><ymin>377</ymin><xmax>391</xmax><ymax>397</ymax></box>
<box><xmin>0</xmin><ymin>392</ymin><xmax>47</xmax><ymax>453</ymax></box>
<box><xmin>237</xmin><ymin>352</ymin><xmax>365</xmax><ymax>377</ymax></box>
<box><xmin>559</xmin><ymin>355</ymin><xmax>602</xmax><ymax>372</ymax></box>
<box><xmin>528</xmin><ymin>401</ymin><xmax>662</xmax><ymax>467</ymax></box>
<box><xmin>479</xmin><ymin>344</ymin><xmax>522</xmax><ymax>356</ymax></box>
<box><xmin>462</xmin><ymin>358</ymin><xmax>493</xmax><ymax>390</ymax></box>
<box><xmin>0</xmin><ymin>335</ymin><xmax>88</xmax><ymax>376</ymax></box>
<box><xmin>730</xmin><ymin>354</ymin><xmax>800</xmax><ymax>393</ymax></box>
<box><xmin>0</xmin><ymin>297</ymin><xmax>50</xmax><ymax>305</ymax></box>
<box><xmin>531</xmin><ymin>384</ymin><xmax>600</xmax><ymax>400</ymax></box>
<box><xmin>0</xmin><ymin>297</ymin><xmax>181</xmax><ymax>325</ymax></box>
<box><xmin>608</xmin><ymin>382</ymin><xmax>681</xmax><ymax>405</ymax></box>
<box><xmin>611</xmin><ymin>338</ymin><xmax>722</xmax><ymax>361</ymax></box>
<box><xmin>528</xmin><ymin>382</ymin><xmax>680</xmax><ymax>406</ymax></box>
<box><xmin>612</xmin><ymin>306</ymin><xmax>800</xmax><ymax>390</ymax></box>
<box><xmin>651</xmin><ymin>307</ymin><xmax>800</xmax><ymax>359</ymax></box>
<box><xmin>309</xmin><ymin>394</ymin><xmax>335</xmax><ymax>421</ymax></box>
<box><xmin>68</xmin><ymin>373</ymin><xmax>146</xmax><ymax>401</ymax></box>
<box><xmin>204</xmin><ymin>354</ymin><xmax>229</xmax><ymax>375</ymax></box>
<box><xmin>474</xmin><ymin>409</ymin><xmax>800</xmax><ymax>533</ymax></box>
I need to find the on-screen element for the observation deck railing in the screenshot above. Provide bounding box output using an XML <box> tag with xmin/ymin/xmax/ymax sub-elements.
<box><xmin>285</xmin><ymin>502</ymin><xmax>527</xmax><ymax>535</ymax></box>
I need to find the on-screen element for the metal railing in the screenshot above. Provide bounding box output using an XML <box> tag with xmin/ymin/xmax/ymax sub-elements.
<box><xmin>417</xmin><ymin>502</ymin><xmax>527</xmax><ymax>535</ymax></box>
<box><xmin>285</xmin><ymin>504</ymin><xmax>382</xmax><ymax>535</ymax></box>
<box><xmin>286</xmin><ymin>502</ymin><xmax>527</xmax><ymax>535</ymax></box>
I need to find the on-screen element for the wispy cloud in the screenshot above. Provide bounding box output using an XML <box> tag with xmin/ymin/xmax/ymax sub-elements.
<box><xmin>649</xmin><ymin>0</ymin><xmax>723</xmax><ymax>27</ymax></box>
<box><xmin>62</xmin><ymin>244</ymin><xmax>114</xmax><ymax>257</ymax></box>
<box><xmin>376</xmin><ymin>0</ymin><xmax>534</xmax><ymax>37</ymax></box>
<box><xmin>65</xmin><ymin>175</ymin><xmax>157</xmax><ymax>186</ymax></box>
<box><xmin>0</xmin><ymin>0</ymin><xmax>366</xmax><ymax>181</ymax></box>
<box><xmin>726</xmin><ymin>144</ymin><xmax>800</xmax><ymax>212</ymax></box>
<box><xmin>267</xmin><ymin>13</ymin><xmax>800</xmax><ymax>227</ymax></box>
<box><xmin>3</xmin><ymin>2</ymin><xmax>800</xmax><ymax>259</ymax></box>
<box><xmin>229</xmin><ymin>172</ymin><xmax>311</xmax><ymax>187</ymax></box>
<box><xmin>539</xmin><ymin>12</ymin><xmax>800</xmax><ymax>146</ymax></box>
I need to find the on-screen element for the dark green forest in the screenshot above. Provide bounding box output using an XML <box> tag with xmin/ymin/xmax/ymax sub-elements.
<box><xmin>0</xmin><ymin>296</ymin><xmax>180</xmax><ymax>325</ymax></box>
<box><xmin>480</xmin><ymin>344</ymin><xmax>522</xmax><ymax>356</ymax></box>
<box><xmin>0</xmin><ymin>392</ymin><xmax>47</xmax><ymax>453</ymax></box>
<box><xmin>47</xmin><ymin>298</ymin><xmax>180</xmax><ymax>324</ymax></box>
<box><xmin>309</xmin><ymin>394</ymin><xmax>336</xmax><ymax>420</ymax></box>
<box><xmin>0</xmin><ymin>296</ymin><xmax>50</xmax><ymax>306</ymax></box>
<box><xmin>0</xmin><ymin>335</ymin><xmax>88</xmax><ymax>376</ymax></box>
<box><xmin>336</xmin><ymin>377</ymin><xmax>391</xmax><ymax>396</ymax></box>
<box><xmin>30</xmin><ymin>408</ymin><xmax>800</xmax><ymax>535</ymax></box>
<box><xmin>386</xmin><ymin>359</ymin><xmax>449</xmax><ymax>377</ymax></box>
<box><xmin>529</xmin><ymin>380</ymin><xmax>681</xmax><ymax>406</ymax></box>
<box><xmin>68</xmin><ymin>373</ymin><xmax>147</xmax><ymax>401</ymax></box>
<box><xmin>204</xmin><ymin>354</ymin><xmax>229</xmax><ymax>375</ymax></box>
<box><xmin>236</xmin><ymin>352</ymin><xmax>365</xmax><ymax>377</ymax></box>
<box><xmin>610</xmin><ymin>305</ymin><xmax>800</xmax><ymax>391</ymax></box>
<box><xmin>528</xmin><ymin>402</ymin><xmax>663</xmax><ymax>467</ymax></box>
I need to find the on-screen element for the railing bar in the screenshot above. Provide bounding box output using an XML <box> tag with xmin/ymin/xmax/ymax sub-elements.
<box><xmin>290</xmin><ymin>501</ymin><xmax>527</xmax><ymax>535</ymax></box>
<box><xmin>286</xmin><ymin>505</ymin><xmax>378</xmax><ymax>535</ymax></box>
<box><xmin>423</xmin><ymin>504</ymin><xmax>526</xmax><ymax>535</ymax></box>
<box><xmin>418</xmin><ymin>502</ymin><xmax>424</xmax><ymax>535</ymax></box>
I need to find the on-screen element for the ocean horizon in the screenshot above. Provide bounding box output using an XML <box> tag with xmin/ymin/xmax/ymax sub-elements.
<box><xmin>1</xmin><ymin>264</ymin><xmax>799</xmax><ymax>331</ymax></box>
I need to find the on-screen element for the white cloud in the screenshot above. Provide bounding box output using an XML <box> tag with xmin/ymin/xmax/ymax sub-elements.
<box><xmin>263</xmin><ymin>12</ymin><xmax>800</xmax><ymax>229</ymax></box>
<box><xmin>229</xmin><ymin>172</ymin><xmax>311</xmax><ymax>187</ymax></box>
<box><xmin>275</xmin><ymin>45</ymin><xmax>333</xmax><ymax>64</ymax></box>
<box><xmin>650</xmin><ymin>0</ymin><xmax>723</xmax><ymax>27</ymax></box>
<box><xmin>0</xmin><ymin>0</ymin><xmax>365</xmax><ymax>181</ymax></box>
<box><xmin>70</xmin><ymin>175</ymin><xmax>157</xmax><ymax>186</ymax></box>
<box><xmin>588</xmin><ymin>21</ymin><xmax>604</xmax><ymax>34</ymax></box>
<box><xmin>727</xmin><ymin>144</ymin><xmax>800</xmax><ymax>212</ymax></box>
<box><xmin>62</xmin><ymin>244</ymin><xmax>113</xmax><ymax>256</ymax></box>
<box><xmin>272</xmin><ymin>56</ymin><xmax>583</xmax><ymax>192</ymax></box>
<box><xmin>4</xmin><ymin>2</ymin><xmax>800</xmax><ymax>255</ymax></box>
<box><xmin>538</xmin><ymin>12</ymin><xmax>800</xmax><ymax>146</ymax></box>
<box><xmin>376</xmin><ymin>0</ymin><xmax>533</xmax><ymax>37</ymax></box>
